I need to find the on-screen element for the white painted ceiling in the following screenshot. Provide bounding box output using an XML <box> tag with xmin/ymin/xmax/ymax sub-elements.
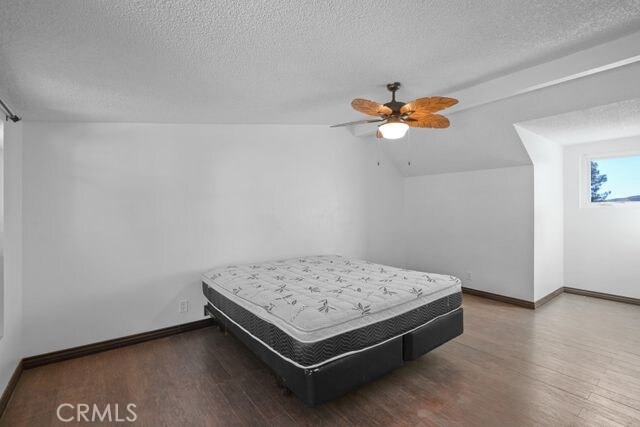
<box><xmin>516</xmin><ymin>98</ymin><xmax>640</xmax><ymax>145</ymax></box>
<box><xmin>1</xmin><ymin>0</ymin><xmax>640</xmax><ymax>123</ymax></box>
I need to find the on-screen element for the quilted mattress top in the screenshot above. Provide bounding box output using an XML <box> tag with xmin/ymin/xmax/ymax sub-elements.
<box><xmin>202</xmin><ymin>255</ymin><xmax>461</xmax><ymax>343</ymax></box>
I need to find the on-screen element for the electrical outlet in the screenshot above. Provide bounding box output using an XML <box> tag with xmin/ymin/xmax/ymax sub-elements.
<box><xmin>179</xmin><ymin>299</ymin><xmax>189</xmax><ymax>314</ymax></box>
<box><xmin>465</xmin><ymin>272</ymin><xmax>473</xmax><ymax>282</ymax></box>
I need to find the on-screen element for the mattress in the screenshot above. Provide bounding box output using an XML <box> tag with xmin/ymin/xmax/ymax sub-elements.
<box><xmin>202</xmin><ymin>255</ymin><xmax>462</xmax><ymax>368</ymax></box>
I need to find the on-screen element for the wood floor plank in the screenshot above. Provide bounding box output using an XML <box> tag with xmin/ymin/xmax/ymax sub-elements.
<box><xmin>592</xmin><ymin>386</ymin><xmax>640</xmax><ymax>412</ymax></box>
<box><xmin>2</xmin><ymin>293</ymin><xmax>639</xmax><ymax>426</ymax></box>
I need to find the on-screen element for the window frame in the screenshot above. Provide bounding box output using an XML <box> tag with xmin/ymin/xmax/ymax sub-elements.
<box><xmin>581</xmin><ymin>151</ymin><xmax>640</xmax><ymax>208</ymax></box>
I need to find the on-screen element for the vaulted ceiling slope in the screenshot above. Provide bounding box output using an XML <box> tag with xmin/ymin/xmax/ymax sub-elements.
<box><xmin>381</xmin><ymin>60</ymin><xmax>640</xmax><ymax>176</ymax></box>
<box><xmin>1</xmin><ymin>0</ymin><xmax>640</xmax><ymax>123</ymax></box>
<box><xmin>515</xmin><ymin>99</ymin><xmax>640</xmax><ymax>145</ymax></box>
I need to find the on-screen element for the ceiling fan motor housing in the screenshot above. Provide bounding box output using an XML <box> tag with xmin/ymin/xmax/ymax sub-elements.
<box><xmin>384</xmin><ymin>101</ymin><xmax>406</xmax><ymax>115</ymax></box>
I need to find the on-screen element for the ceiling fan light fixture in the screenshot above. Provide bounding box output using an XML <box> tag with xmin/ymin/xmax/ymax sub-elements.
<box><xmin>379</xmin><ymin>119</ymin><xmax>409</xmax><ymax>140</ymax></box>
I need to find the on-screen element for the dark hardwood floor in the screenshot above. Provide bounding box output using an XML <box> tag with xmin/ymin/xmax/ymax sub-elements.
<box><xmin>2</xmin><ymin>293</ymin><xmax>640</xmax><ymax>426</ymax></box>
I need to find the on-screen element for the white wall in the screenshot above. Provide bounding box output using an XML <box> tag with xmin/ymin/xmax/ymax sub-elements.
<box><xmin>20</xmin><ymin>122</ymin><xmax>404</xmax><ymax>356</ymax></box>
<box><xmin>394</xmin><ymin>59</ymin><xmax>640</xmax><ymax>303</ymax></box>
<box><xmin>564</xmin><ymin>136</ymin><xmax>640</xmax><ymax>299</ymax></box>
<box><xmin>0</xmin><ymin>121</ymin><xmax>3</xmax><ymax>341</ymax></box>
<box><xmin>0</xmin><ymin>121</ymin><xmax>23</xmax><ymax>393</ymax></box>
<box><xmin>404</xmin><ymin>165</ymin><xmax>535</xmax><ymax>301</ymax></box>
<box><xmin>515</xmin><ymin>126</ymin><xmax>564</xmax><ymax>300</ymax></box>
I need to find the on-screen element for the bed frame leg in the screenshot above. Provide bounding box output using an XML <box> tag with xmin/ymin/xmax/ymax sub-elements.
<box><xmin>204</xmin><ymin>305</ymin><xmax>223</xmax><ymax>331</ymax></box>
<box><xmin>274</xmin><ymin>375</ymin><xmax>292</xmax><ymax>396</ymax></box>
<box><xmin>204</xmin><ymin>305</ymin><xmax>218</xmax><ymax>324</ymax></box>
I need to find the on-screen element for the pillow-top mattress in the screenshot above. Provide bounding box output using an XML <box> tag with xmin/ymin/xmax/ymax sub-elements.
<box><xmin>202</xmin><ymin>255</ymin><xmax>462</xmax><ymax>368</ymax></box>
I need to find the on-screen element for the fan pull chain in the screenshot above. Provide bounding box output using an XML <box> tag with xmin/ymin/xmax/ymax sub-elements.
<box><xmin>407</xmin><ymin>130</ymin><xmax>411</xmax><ymax>167</ymax></box>
<box><xmin>376</xmin><ymin>133</ymin><xmax>381</xmax><ymax>166</ymax></box>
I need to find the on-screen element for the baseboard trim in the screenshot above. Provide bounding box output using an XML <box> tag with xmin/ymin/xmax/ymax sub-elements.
<box><xmin>464</xmin><ymin>285</ymin><xmax>638</xmax><ymax>309</ymax></box>
<box><xmin>0</xmin><ymin>318</ymin><xmax>214</xmax><ymax>419</ymax></box>
<box><xmin>564</xmin><ymin>287</ymin><xmax>640</xmax><ymax>306</ymax></box>
<box><xmin>462</xmin><ymin>287</ymin><xmax>535</xmax><ymax>309</ymax></box>
<box><xmin>535</xmin><ymin>287</ymin><xmax>565</xmax><ymax>309</ymax></box>
<box><xmin>22</xmin><ymin>318</ymin><xmax>215</xmax><ymax>370</ymax></box>
<box><xmin>0</xmin><ymin>360</ymin><xmax>23</xmax><ymax>419</ymax></box>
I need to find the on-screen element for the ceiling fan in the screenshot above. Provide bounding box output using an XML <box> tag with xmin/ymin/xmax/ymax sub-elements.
<box><xmin>330</xmin><ymin>82</ymin><xmax>458</xmax><ymax>140</ymax></box>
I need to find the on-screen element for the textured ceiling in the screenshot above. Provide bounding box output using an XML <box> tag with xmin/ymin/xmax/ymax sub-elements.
<box><xmin>1</xmin><ymin>0</ymin><xmax>640</xmax><ymax>123</ymax></box>
<box><xmin>517</xmin><ymin>98</ymin><xmax>640</xmax><ymax>145</ymax></box>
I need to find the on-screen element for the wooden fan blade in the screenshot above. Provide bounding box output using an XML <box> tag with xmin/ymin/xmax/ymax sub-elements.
<box><xmin>351</xmin><ymin>99</ymin><xmax>392</xmax><ymax>117</ymax></box>
<box><xmin>330</xmin><ymin>118</ymin><xmax>385</xmax><ymax>128</ymax></box>
<box><xmin>401</xmin><ymin>97</ymin><xmax>458</xmax><ymax>115</ymax></box>
<box><xmin>403</xmin><ymin>109</ymin><xmax>440</xmax><ymax>121</ymax></box>
<box><xmin>406</xmin><ymin>114</ymin><xmax>450</xmax><ymax>128</ymax></box>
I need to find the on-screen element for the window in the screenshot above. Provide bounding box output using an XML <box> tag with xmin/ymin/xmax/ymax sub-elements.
<box><xmin>585</xmin><ymin>153</ymin><xmax>640</xmax><ymax>206</ymax></box>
